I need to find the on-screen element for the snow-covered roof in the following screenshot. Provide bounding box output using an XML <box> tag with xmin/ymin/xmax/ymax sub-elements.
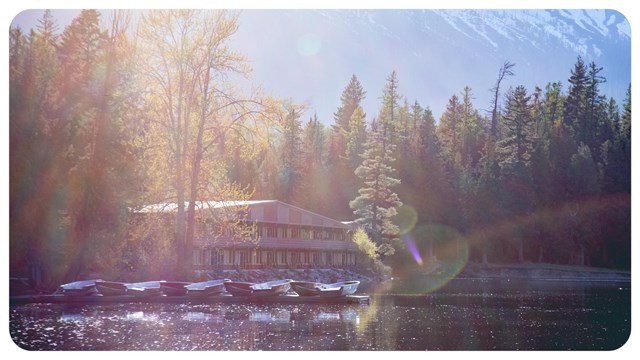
<box><xmin>133</xmin><ymin>200</ymin><xmax>352</xmax><ymax>229</ymax></box>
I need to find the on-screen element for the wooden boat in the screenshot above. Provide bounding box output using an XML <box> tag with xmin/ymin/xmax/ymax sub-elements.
<box><xmin>126</xmin><ymin>281</ymin><xmax>164</xmax><ymax>297</ymax></box>
<box><xmin>185</xmin><ymin>279</ymin><xmax>229</xmax><ymax>297</ymax></box>
<box><xmin>57</xmin><ymin>280</ymin><xmax>100</xmax><ymax>297</ymax></box>
<box><xmin>290</xmin><ymin>280</ymin><xmax>360</xmax><ymax>297</ymax></box>
<box><xmin>159</xmin><ymin>281</ymin><xmax>191</xmax><ymax>296</ymax></box>
<box><xmin>95</xmin><ymin>281</ymin><xmax>128</xmax><ymax>296</ymax></box>
<box><xmin>224</xmin><ymin>281</ymin><xmax>254</xmax><ymax>297</ymax></box>
<box><xmin>251</xmin><ymin>279</ymin><xmax>292</xmax><ymax>297</ymax></box>
<box><xmin>225</xmin><ymin>279</ymin><xmax>292</xmax><ymax>297</ymax></box>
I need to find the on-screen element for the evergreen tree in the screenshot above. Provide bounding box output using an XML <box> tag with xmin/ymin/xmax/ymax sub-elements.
<box><xmin>379</xmin><ymin>70</ymin><xmax>402</xmax><ymax>146</ymax></box>
<box><xmin>277</xmin><ymin>107</ymin><xmax>305</xmax><ymax>205</ymax></box>
<box><xmin>567</xmin><ymin>144</ymin><xmax>600</xmax><ymax>265</ymax></box>
<box><xmin>496</xmin><ymin>85</ymin><xmax>536</xmax><ymax>262</ymax></box>
<box><xmin>333</xmin><ymin>74</ymin><xmax>367</xmax><ymax>130</ymax></box>
<box><xmin>459</xmin><ymin>86</ymin><xmax>484</xmax><ymax>169</ymax></box>
<box><xmin>350</xmin><ymin>122</ymin><xmax>402</xmax><ymax>256</ymax></box>
<box><xmin>585</xmin><ymin>61</ymin><xmax>607</xmax><ymax>154</ymax></box>
<box><xmin>10</xmin><ymin>12</ymin><xmax>63</xmax><ymax>285</ymax></box>
<box><xmin>563</xmin><ymin>56</ymin><xmax>588</xmax><ymax>133</ymax></box>
<box><xmin>619</xmin><ymin>84</ymin><xmax>631</xmax><ymax>142</ymax></box>
<box><xmin>327</xmin><ymin>75</ymin><xmax>367</xmax><ymax>219</ymax></box>
<box><xmin>490</xmin><ymin>61</ymin><xmax>515</xmax><ymax>138</ymax></box>
<box><xmin>437</xmin><ymin>94</ymin><xmax>463</xmax><ymax>167</ymax></box>
<box><xmin>497</xmin><ymin>86</ymin><xmax>536</xmax><ymax>165</ymax></box>
<box><xmin>344</xmin><ymin>105</ymin><xmax>368</xmax><ymax>169</ymax></box>
<box><xmin>300</xmin><ymin>114</ymin><xmax>329</xmax><ymax>214</ymax></box>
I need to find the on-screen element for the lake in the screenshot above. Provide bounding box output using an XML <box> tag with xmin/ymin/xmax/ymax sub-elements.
<box><xmin>9</xmin><ymin>278</ymin><xmax>630</xmax><ymax>350</ymax></box>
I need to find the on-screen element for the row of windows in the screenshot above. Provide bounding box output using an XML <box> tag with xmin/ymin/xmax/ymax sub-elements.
<box><xmin>259</xmin><ymin>224</ymin><xmax>348</xmax><ymax>241</ymax></box>
<box><xmin>198</xmin><ymin>221</ymin><xmax>350</xmax><ymax>241</ymax></box>
<box><xmin>193</xmin><ymin>248</ymin><xmax>356</xmax><ymax>267</ymax></box>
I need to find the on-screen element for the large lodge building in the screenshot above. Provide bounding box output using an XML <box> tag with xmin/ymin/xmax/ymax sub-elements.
<box><xmin>136</xmin><ymin>200</ymin><xmax>358</xmax><ymax>271</ymax></box>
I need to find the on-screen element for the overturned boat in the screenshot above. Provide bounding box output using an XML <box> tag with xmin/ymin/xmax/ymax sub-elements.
<box><xmin>159</xmin><ymin>281</ymin><xmax>192</xmax><ymax>296</ymax></box>
<box><xmin>57</xmin><ymin>280</ymin><xmax>101</xmax><ymax>297</ymax></box>
<box><xmin>290</xmin><ymin>280</ymin><xmax>360</xmax><ymax>297</ymax></box>
<box><xmin>186</xmin><ymin>279</ymin><xmax>229</xmax><ymax>297</ymax></box>
<box><xmin>225</xmin><ymin>279</ymin><xmax>292</xmax><ymax>297</ymax></box>
<box><xmin>95</xmin><ymin>281</ymin><xmax>128</xmax><ymax>296</ymax></box>
<box><xmin>126</xmin><ymin>281</ymin><xmax>164</xmax><ymax>297</ymax></box>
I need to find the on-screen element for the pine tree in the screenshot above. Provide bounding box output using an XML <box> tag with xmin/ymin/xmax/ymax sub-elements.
<box><xmin>619</xmin><ymin>84</ymin><xmax>631</xmax><ymax>142</ymax></box>
<box><xmin>497</xmin><ymin>86</ymin><xmax>535</xmax><ymax>165</ymax></box>
<box><xmin>585</xmin><ymin>61</ymin><xmax>607</xmax><ymax>154</ymax></box>
<box><xmin>344</xmin><ymin>105</ymin><xmax>368</xmax><ymax>169</ymax></box>
<box><xmin>437</xmin><ymin>94</ymin><xmax>462</xmax><ymax>167</ymax></box>
<box><xmin>333</xmin><ymin>74</ymin><xmax>367</xmax><ymax>130</ymax></box>
<box><xmin>350</xmin><ymin>122</ymin><xmax>402</xmax><ymax>256</ymax></box>
<box><xmin>496</xmin><ymin>85</ymin><xmax>536</xmax><ymax>262</ymax></box>
<box><xmin>567</xmin><ymin>144</ymin><xmax>600</xmax><ymax>266</ymax></box>
<box><xmin>379</xmin><ymin>70</ymin><xmax>401</xmax><ymax>146</ymax></box>
<box><xmin>326</xmin><ymin>75</ymin><xmax>367</xmax><ymax>219</ymax></box>
<box><xmin>300</xmin><ymin>114</ymin><xmax>329</xmax><ymax>213</ymax></box>
<box><xmin>10</xmin><ymin>12</ymin><xmax>63</xmax><ymax>285</ymax></box>
<box><xmin>563</xmin><ymin>56</ymin><xmax>588</xmax><ymax>133</ymax></box>
<box><xmin>277</xmin><ymin>107</ymin><xmax>305</xmax><ymax>205</ymax></box>
<box><xmin>490</xmin><ymin>61</ymin><xmax>515</xmax><ymax>138</ymax></box>
<box><xmin>459</xmin><ymin>86</ymin><xmax>484</xmax><ymax>169</ymax></box>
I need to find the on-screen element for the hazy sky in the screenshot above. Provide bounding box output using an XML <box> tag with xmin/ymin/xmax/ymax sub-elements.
<box><xmin>10</xmin><ymin>8</ymin><xmax>632</xmax><ymax>125</ymax></box>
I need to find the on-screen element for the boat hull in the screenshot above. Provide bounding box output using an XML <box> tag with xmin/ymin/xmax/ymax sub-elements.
<box><xmin>126</xmin><ymin>281</ymin><xmax>163</xmax><ymax>298</ymax></box>
<box><xmin>291</xmin><ymin>281</ymin><xmax>360</xmax><ymax>297</ymax></box>
<box><xmin>95</xmin><ymin>281</ymin><xmax>128</xmax><ymax>296</ymax></box>
<box><xmin>225</xmin><ymin>280</ymin><xmax>292</xmax><ymax>297</ymax></box>
<box><xmin>160</xmin><ymin>281</ymin><xmax>191</xmax><ymax>296</ymax></box>
<box><xmin>186</xmin><ymin>279</ymin><xmax>228</xmax><ymax>297</ymax></box>
<box><xmin>224</xmin><ymin>282</ymin><xmax>254</xmax><ymax>297</ymax></box>
<box><xmin>59</xmin><ymin>280</ymin><xmax>100</xmax><ymax>297</ymax></box>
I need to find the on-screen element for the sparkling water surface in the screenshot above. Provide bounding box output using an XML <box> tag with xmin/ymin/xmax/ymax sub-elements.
<box><xmin>9</xmin><ymin>279</ymin><xmax>630</xmax><ymax>350</ymax></box>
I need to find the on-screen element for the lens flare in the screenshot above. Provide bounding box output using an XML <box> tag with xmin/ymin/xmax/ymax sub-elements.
<box><xmin>395</xmin><ymin>204</ymin><xmax>418</xmax><ymax>235</ymax></box>
<box><xmin>296</xmin><ymin>33</ymin><xmax>322</xmax><ymax>56</ymax></box>
<box><xmin>396</xmin><ymin>223</ymin><xmax>470</xmax><ymax>295</ymax></box>
<box><xmin>403</xmin><ymin>234</ymin><xmax>423</xmax><ymax>266</ymax></box>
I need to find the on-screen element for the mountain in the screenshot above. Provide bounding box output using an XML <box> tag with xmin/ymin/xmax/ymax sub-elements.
<box><xmin>10</xmin><ymin>9</ymin><xmax>631</xmax><ymax>123</ymax></box>
<box><xmin>234</xmin><ymin>9</ymin><xmax>631</xmax><ymax>122</ymax></box>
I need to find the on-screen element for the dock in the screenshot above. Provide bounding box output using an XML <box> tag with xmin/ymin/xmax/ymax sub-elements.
<box><xmin>9</xmin><ymin>294</ymin><xmax>370</xmax><ymax>305</ymax></box>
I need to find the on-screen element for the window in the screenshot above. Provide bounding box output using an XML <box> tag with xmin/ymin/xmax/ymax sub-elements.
<box><xmin>193</xmin><ymin>249</ymin><xmax>203</xmax><ymax>266</ymax></box>
<box><xmin>267</xmin><ymin>252</ymin><xmax>275</xmax><ymax>266</ymax></box>
<box><xmin>277</xmin><ymin>251</ymin><xmax>286</xmax><ymax>265</ymax></box>
<box><xmin>239</xmin><ymin>251</ymin><xmax>247</xmax><ymax>266</ymax></box>
<box><xmin>265</xmin><ymin>225</ymin><xmax>277</xmax><ymax>238</ymax></box>
<box><xmin>278</xmin><ymin>226</ymin><xmax>287</xmax><ymax>238</ymax></box>
<box><xmin>301</xmin><ymin>228</ymin><xmax>310</xmax><ymax>240</ymax></box>
<box><xmin>291</xmin><ymin>252</ymin><xmax>300</xmax><ymax>266</ymax></box>
<box><xmin>336</xmin><ymin>231</ymin><xmax>345</xmax><ymax>241</ymax></box>
<box><xmin>288</xmin><ymin>226</ymin><xmax>300</xmax><ymax>239</ymax></box>
<box><xmin>312</xmin><ymin>252</ymin><xmax>320</xmax><ymax>265</ymax></box>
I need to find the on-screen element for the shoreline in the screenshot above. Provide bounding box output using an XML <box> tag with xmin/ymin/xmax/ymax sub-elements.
<box><xmin>454</xmin><ymin>262</ymin><xmax>631</xmax><ymax>282</ymax></box>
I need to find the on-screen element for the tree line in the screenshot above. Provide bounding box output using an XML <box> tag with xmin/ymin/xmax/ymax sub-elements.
<box><xmin>10</xmin><ymin>10</ymin><xmax>630</xmax><ymax>287</ymax></box>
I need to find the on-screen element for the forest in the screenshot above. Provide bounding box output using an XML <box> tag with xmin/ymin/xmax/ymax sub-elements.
<box><xmin>9</xmin><ymin>10</ymin><xmax>631</xmax><ymax>287</ymax></box>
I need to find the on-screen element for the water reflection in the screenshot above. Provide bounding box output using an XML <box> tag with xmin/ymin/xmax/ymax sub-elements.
<box><xmin>10</xmin><ymin>279</ymin><xmax>630</xmax><ymax>350</ymax></box>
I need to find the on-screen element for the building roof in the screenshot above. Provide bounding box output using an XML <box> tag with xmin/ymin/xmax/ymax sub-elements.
<box><xmin>134</xmin><ymin>200</ymin><xmax>354</xmax><ymax>230</ymax></box>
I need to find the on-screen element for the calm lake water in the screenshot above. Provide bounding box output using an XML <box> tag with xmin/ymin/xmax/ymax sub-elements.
<box><xmin>9</xmin><ymin>278</ymin><xmax>630</xmax><ymax>351</ymax></box>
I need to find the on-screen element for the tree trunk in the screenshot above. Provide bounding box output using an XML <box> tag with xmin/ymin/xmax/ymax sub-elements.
<box><xmin>537</xmin><ymin>245</ymin><xmax>544</xmax><ymax>263</ymax></box>
<box><xmin>482</xmin><ymin>243</ymin><xmax>488</xmax><ymax>264</ymax></box>
<box><xmin>517</xmin><ymin>238</ymin><xmax>524</xmax><ymax>263</ymax></box>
